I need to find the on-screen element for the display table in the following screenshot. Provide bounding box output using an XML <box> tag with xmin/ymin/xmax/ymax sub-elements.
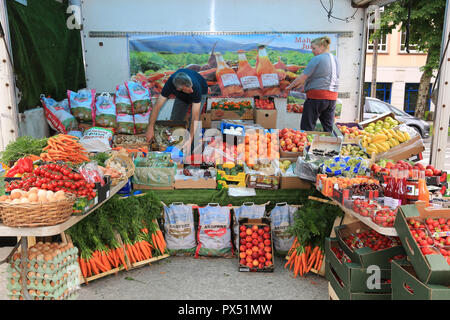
<box><xmin>0</xmin><ymin>178</ymin><xmax>128</xmax><ymax>300</ymax></box>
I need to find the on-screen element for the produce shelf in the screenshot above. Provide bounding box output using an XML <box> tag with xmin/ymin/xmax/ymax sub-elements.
<box><xmin>315</xmin><ymin>187</ymin><xmax>398</xmax><ymax>237</ymax></box>
<box><xmin>0</xmin><ymin>179</ymin><xmax>128</xmax><ymax>237</ymax></box>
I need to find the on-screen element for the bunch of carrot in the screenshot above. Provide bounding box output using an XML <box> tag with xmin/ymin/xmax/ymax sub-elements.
<box><xmin>40</xmin><ymin>134</ymin><xmax>89</xmax><ymax>164</ymax></box>
<box><xmin>78</xmin><ymin>246</ymin><xmax>127</xmax><ymax>278</ymax></box>
<box><xmin>284</xmin><ymin>238</ymin><xmax>324</xmax><ymax>278</ymax></box>
<box><xmin>141</xmin><ymin>227</ymin><xmax>167</xmax><ymax>256</ymax></box>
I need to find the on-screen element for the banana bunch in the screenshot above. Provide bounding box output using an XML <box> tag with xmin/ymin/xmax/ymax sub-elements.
<box><xmin>362</xmin><ymin>129</ymin><xmax>411</xmax><ymax>156</ymax></box>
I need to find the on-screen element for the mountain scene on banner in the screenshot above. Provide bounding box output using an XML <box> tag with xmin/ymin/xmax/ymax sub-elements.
<box><xmin>129</xmin><ymin>35</ymin><xmax>312</xmax><ymax>54</ymax></box>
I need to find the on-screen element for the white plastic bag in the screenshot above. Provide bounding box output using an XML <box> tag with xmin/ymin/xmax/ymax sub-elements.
<box><xmin>79</xmin><ymin>127</ymin><xmax>113</xmax><ymax>153</ymax></box>
<box><xmin>163</xmin><ymin>203</ymin><xmax>196</xmax><ymax>256</ymax></box>
<box><xmin>268</xmin><ymin>203</ymin><xmax>297</xmax><ymax>255</ymax></box>
<box><xmin>195</xmin><ymin>204</ymin><xmax>233</xmax><ymax>258</ymax></box>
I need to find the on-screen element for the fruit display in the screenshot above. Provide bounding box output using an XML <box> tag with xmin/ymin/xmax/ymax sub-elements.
<box><xmin>371</xmin><ymin>159</ymin><xmax>445</xmax><ymax>180</ymax></box>
<box><xmin>286</xmin><ymin>103</ymin><xmax>303</xmax><ymax>113</ymax></box>
<box><xmin>425</xmin><ymin>218</ymin><xmax>450</xmax><ymax>238</ymax></box>
<box><xmin>347</xmin><ymin>183</ymin><xmax>383</xmax><ymax>196</ymax></box>
<box><xmin>247</xmin><ymin>161</ymin><xmax>276</xmax><ymax>176</ymax></box>
<box><xmin>278</xmin><ymin>128</ymin><xmax>308</xmax><ymax>154</ymax></box>
<box><xmin>361</xmin><ymin>128</ymin><xmax>411</xmax><ymax>156</ymax></box>
<box><xmin>407</xmin><ymin>218</ymin><xmax>450</xmax><ymax>265</ymax></box>
<box><xmin>337</xmin><ymin>125</ymin><xmax>365</xmax><ymax>140</ymax></box>
<box><xmin>254</xmin><ymin>98</ymin><xmax>275</xmax><ymax>110</ymax></box>
<box><xmin>317</xmin><ymin>176</ymin><xmax>380</xmax><ymax>197</ymax></box>
<box><xmin>362</xmin><ymin>116</ymin><xmax>400</xmax><ymax>133</ymax></box>
<box><xmin>244</xmin><ymin>131</ymin><xmax>279</xmax><ymax>165</ymax></box>
<box><xmin>238</xmin><ymin>224</ymin><xmax>274</xmax><ymax>271</ymax></box>
<box><xmin>321</xmin><ymin>156</ymin><xmax>369</xmax><ymax>177</ymax></box>
<box><xmin>278</xmin><ymin>159</ymin><xmax>293</xmax><ymax>173</ymax></box>
<box><xmin>331</xmin><ymin>245</ymin><xmax>352</xmax><ymax>263</ymax></box>
<box><xmin>370</xmin><ymin>207</ymin><xmax>398</xmax><ymax>228</ymax></box>
<box><xmin>343</xmin><ymin>230</ymin><xmax>401</xmax><ymax>252</ymax></box>
<box><xmin>340</xmin><ymin>144</ymin><xmax>369</xmax><ymax>159</ymax></box>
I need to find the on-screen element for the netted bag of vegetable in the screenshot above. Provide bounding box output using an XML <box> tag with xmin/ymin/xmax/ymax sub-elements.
<box><xmin>195</xmin><ymin>204</ymin><xmax>233</xmax><ymax>258</ymax></box>
<box><xmin>95</xmin><ymin>92</ymin><xmax>117</xmax><ymax>128</ymax></box>
<box><xmin>163</xmin><ymin>203</ymin><xmax>197</xmax><ymax>256</ymax></box>
<box><xmin>116</xmin><ymin>114</ymin><xmax>135</xmax><ymax>134</ymax></box>
<box><xmin>115</xmin><ymin>84</ymin><xmax>133</xmax><ymax>115</ymax></box>
<box><xmin>41</xmin><ymin>95</ymin><xmax>78</xmax><ymax>133</ymax></box>
<box><xmin>125</xmin><ymin>81</ymin><xmax>152</xmax><ymax>114</ymax></box>
<box><xmin>67</xmin><ymin>89</ymin><xmax>96</xmax><ymax>124</ymax></box>
<box><xmin>268</xmin><ymin>203</ymin><xmax>297</xmax><ymax>256</ymax></box>
<box><xmin>232</xmin><ymin>202</ymin><xmax>266</xmax><ymax>249</ymax></box>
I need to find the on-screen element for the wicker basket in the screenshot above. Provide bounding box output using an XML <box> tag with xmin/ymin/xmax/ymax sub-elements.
<box><xmin>105</xmin><ymin>151</ymin><xmax>135</xmax><ymax>186</ymax></box>
<box><xmin>0</xmin><ymin>194</ymin><xmax>76</xmax><ymax>228</ymax></box>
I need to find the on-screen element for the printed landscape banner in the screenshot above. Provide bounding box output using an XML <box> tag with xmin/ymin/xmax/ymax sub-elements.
<box><xmin>128</xmin><ymin>33</ymin><xmax>338</xmax><ymax>100</ymax></box>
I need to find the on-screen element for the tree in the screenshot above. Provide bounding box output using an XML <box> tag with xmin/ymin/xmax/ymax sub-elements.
<box><xmin>375</xmin><ymin>0</ymin><xmax>445</xmax><ymax>119</ymax></box>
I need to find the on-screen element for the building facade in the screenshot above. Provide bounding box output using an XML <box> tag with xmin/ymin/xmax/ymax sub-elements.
<box><xmin>365</xmin><ymin>25</ymin><xmax>434</xmax><ymax>116</ymax></box>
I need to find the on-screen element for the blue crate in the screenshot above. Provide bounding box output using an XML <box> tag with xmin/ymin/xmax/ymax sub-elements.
<box><xmin>220</xmin><ymin>122</ymin><xmax>245</xmax><ymax>136</ymax></box>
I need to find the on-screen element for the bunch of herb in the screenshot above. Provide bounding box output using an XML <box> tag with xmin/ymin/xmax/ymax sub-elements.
<box><xmin>286</xmin><ymin>201</ymin><xmax>344</xmax><ymax>248</ymax></box>
<box><xmin>0</xmin><ymin>136</ymin><xmax>48</xmax><ymax>165</ymax></box>
<box><xmin>89</xmin><ymin>152</ymin><xmax>111</xmax><ymax>167</ymax></box>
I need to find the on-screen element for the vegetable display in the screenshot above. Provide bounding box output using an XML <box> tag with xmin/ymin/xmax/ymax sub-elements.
<box><xmin>5</xmin><ymin>157</ymin><xmax>34</xmax><ymax>177</ymax></box>
<box><xmin>6</xmin><ymin>163</ymin><xmax>96</xmax><ymax>200</ymax></box>
<box><xmin>40</xmin><ymin>134</ymin><xmax>90</xmax><ymax>164</ymax></box>
<box><xmin>66</xmin><ymin>192</ymin><xmax>166</xmax><ymax>279</ymax></box>
<box><xmin>284</xmin><ymin>201</ymin><xmax>344</xmax><ymax>277</ymax></box>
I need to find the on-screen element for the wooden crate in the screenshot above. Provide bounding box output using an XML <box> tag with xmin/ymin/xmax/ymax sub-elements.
<box><xmin>62</xmin><ymin>218</ymin><xmax>170</xmax><ymax>285</ymax></box>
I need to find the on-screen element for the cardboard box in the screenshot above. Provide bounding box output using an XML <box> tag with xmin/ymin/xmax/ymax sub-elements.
<box><xmin>254</xmin><ymin>109</ymin><xmax>277</xmax><ymax>129</ymax></box>
<box><xmin>325</xmin><ymin>238</ymin><xmax>392</xmax><ymax>293</ymax></box>
<box><xmin>132</xmin><ymin>183</ymin><xmax>174</xmax><ymax>190</ymax></box>
<box><xmin>373</xmin><ymin>134</ymin><xmax>425</xmax><ymax>162</ymax></box>
<box><xmin>358</xmin><ymin>112</ymin><xmax>404</xmax><ymax>129</ymax></box>
<box><xmin>174</xmin><ymin>177</ymin><xmax>216</xmax><ymax>189</ymax></box>
<box><xmin>308</xmin><ymin>135</ymin><xmax>342</xmax><ymax>158</ymax></box>
<box><xmin>238</xmin><ymin>217</ymin><xmax>274</xmax><ymax>272</ymax></box>
<box><xmin>280</xmin><ymin>176</ymin><xmax>311</xmax><ymax>189</ymax></box>
<box><xmin>201</xmin><ymin>112</ymin><xmax>212</xmax><ymax>128</ymax></box>
<box><xmin>335</xmin><ymin>221</ymin><xmax>406</xmax><ymax>269</ymax></box>
<box><xmin>391</xmin><ymin>260</ymin><xmax>450</xmax><ymax>300</ymax></box>
<box><xmin>208</xmin><ymin>98</ymin><xmax>254</xmax><ymax>120</ymax></box>
<box><xmin>326</xmin><ymin>260</ymin><xmax>392</xmax><ymax>300</ymax></box>
<box><xmin>394</xmin><ymin>202</ymin><xmax>450</xmax><ymax>285</ymax></box>
<box><xmin>245</xmin><ymin>174</ymin><xmax>280</xmax><ymax>190</ymax></box>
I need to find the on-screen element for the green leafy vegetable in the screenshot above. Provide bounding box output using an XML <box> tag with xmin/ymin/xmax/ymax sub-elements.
<box><xmin>287</xmin><ymin>200</ymin><xmax>344</xmax><ymax>248</ymax></box>
<box><xmin>0</xmin><ymin>136</ymin><xmax>48</xmax><ymax>165</ymax></box>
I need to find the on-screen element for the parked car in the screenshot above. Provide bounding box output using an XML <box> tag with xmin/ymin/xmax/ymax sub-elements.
<box><xmin>364</xmin><ymin>97</ymin><xmax>430</xmax><ymax>138</ymax></box>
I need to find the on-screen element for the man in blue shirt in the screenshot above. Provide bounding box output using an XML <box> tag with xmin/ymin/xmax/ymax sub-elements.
<box><xmin>146</xmin><ymin>69</ymin><xmax>208</xmax><ymax>149</ymax></box>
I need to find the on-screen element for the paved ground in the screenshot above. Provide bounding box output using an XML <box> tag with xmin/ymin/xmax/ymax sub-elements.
<box><xmin>0</xmin><ymin>247</ymin><xmax>328</xmax><ymax>300</ymax></box>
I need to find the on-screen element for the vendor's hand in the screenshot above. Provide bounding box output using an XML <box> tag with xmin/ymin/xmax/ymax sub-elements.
<box><xmin>145</xmin><ymin>127</ymin><xmax>155</xmax><ymax>143</ymax></box>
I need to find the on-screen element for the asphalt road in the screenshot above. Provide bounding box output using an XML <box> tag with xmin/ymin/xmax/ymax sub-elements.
<box><xmin>418</xmin><ymin>137</ymin><xmax>450</xmax><ymax>172</ymax></box>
